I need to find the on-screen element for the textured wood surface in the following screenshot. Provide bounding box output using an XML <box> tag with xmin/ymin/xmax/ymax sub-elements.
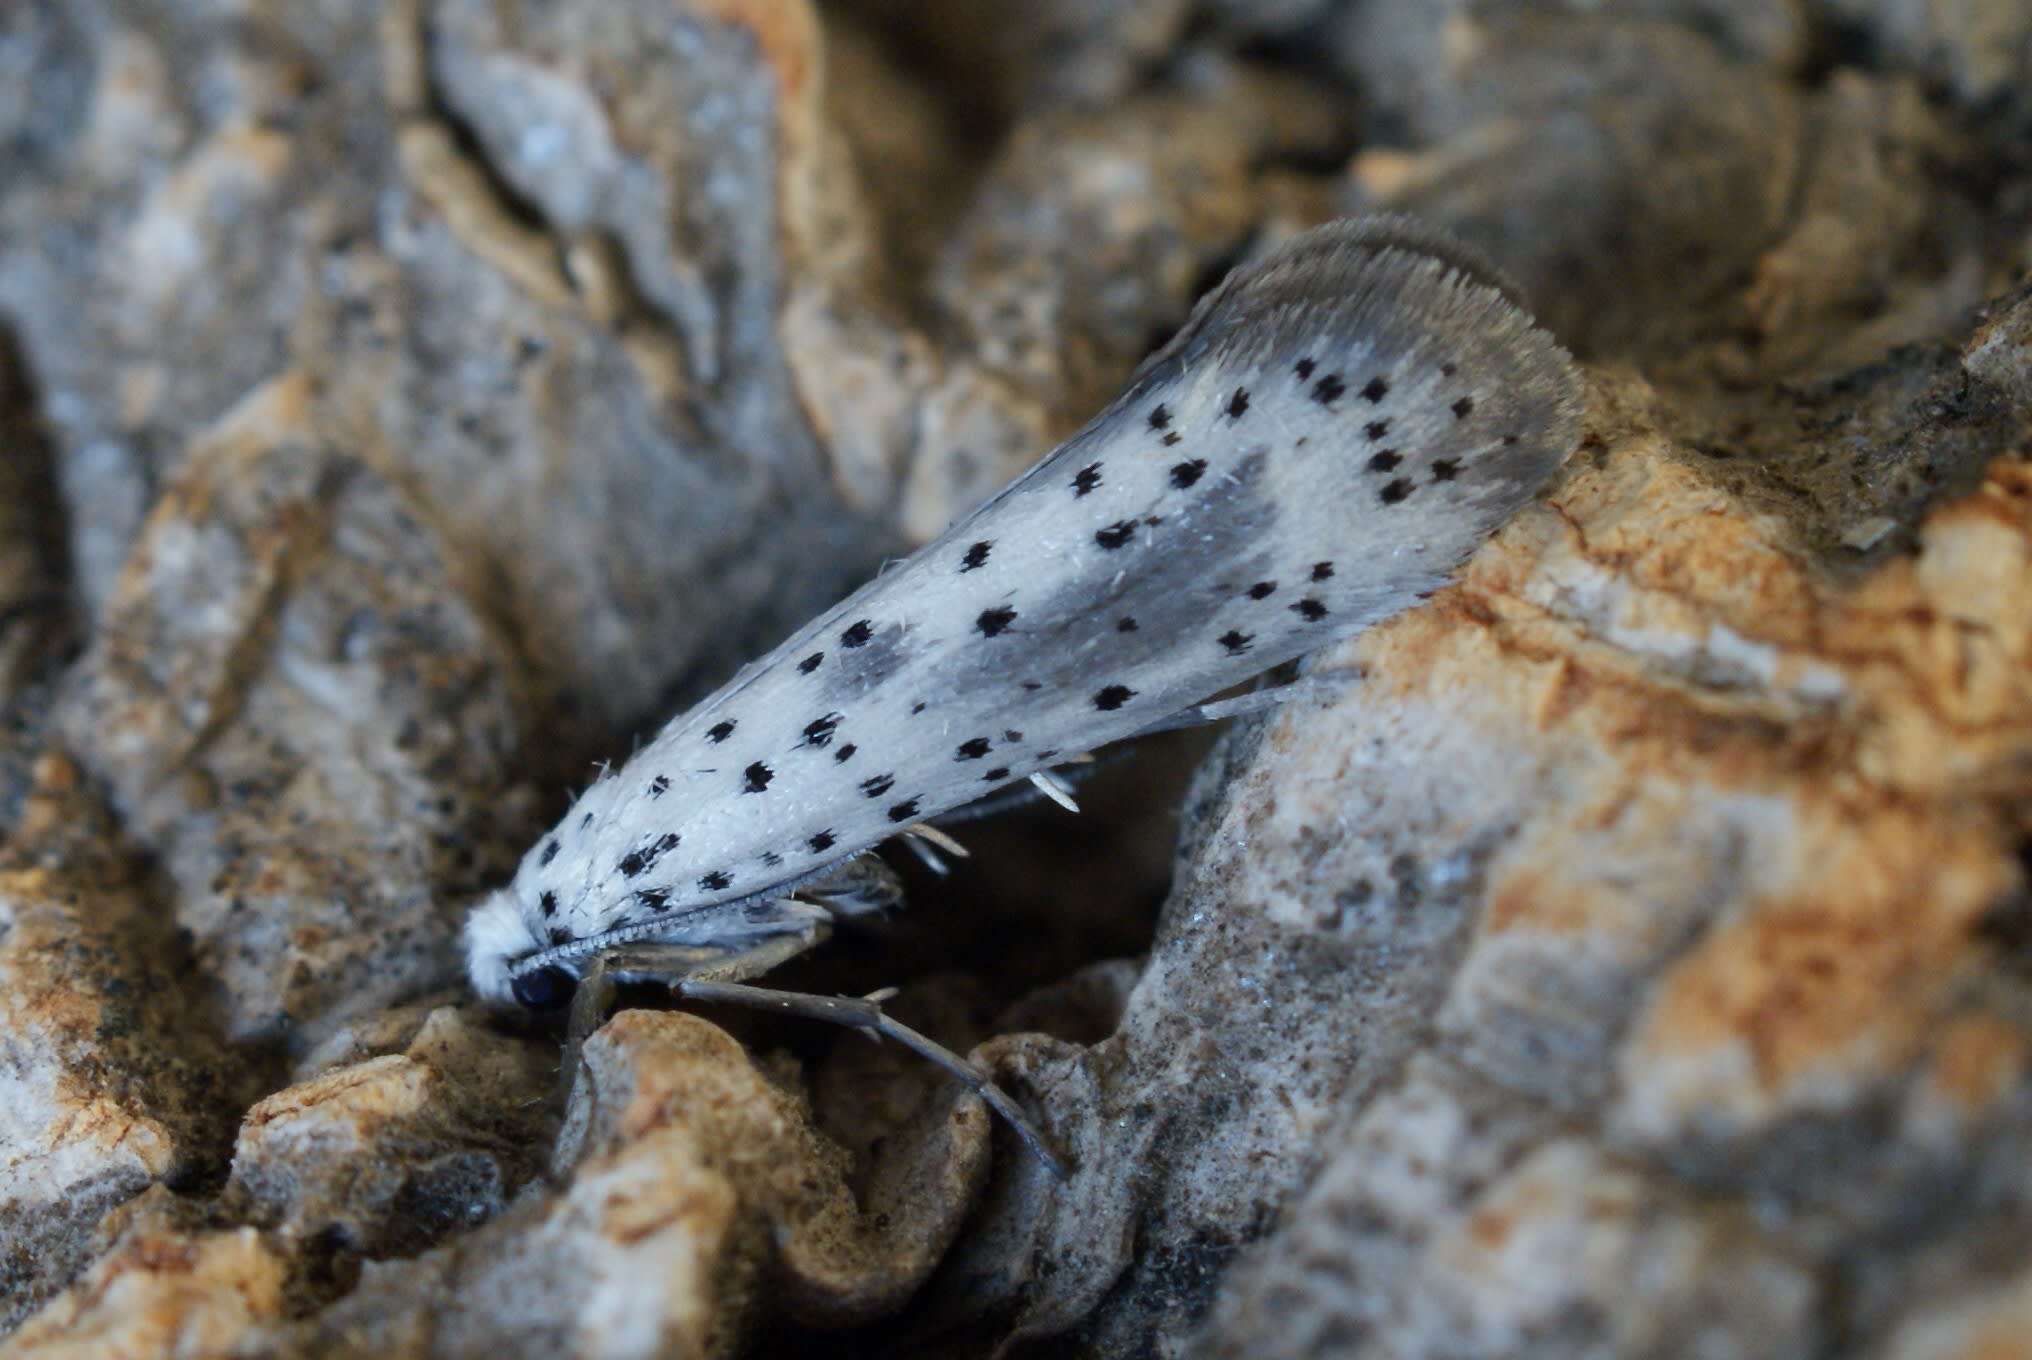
<box><xmin>3</xmin><ymin>2</ymin><xmax>2032</xmax><ymax>1356</ymax></box>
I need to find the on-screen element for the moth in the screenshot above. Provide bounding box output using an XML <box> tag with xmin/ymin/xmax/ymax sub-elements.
<box><xmin>466</xmin><ymin>216</ymin><xmax>1583</xmax><ymax>1169</ymax></box>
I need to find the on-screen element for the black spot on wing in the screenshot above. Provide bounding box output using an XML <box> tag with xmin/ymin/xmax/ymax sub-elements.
<box><xmin>977</xmin><ymin>605</ymin><xmax>1017</xmax><ymax>637</ymax></box>
<box><xmin>1368</xmin><ymin>450</ymin><xmax>1401</xmax><ymax>472</ymax></box>
<box><xmin>648</xmin><ymin>776</ymin><xmax>669</xmax><ymax>798</ymax></box>
<box><xmin>707</xmin><ymin>720</ymin><xmax>735</xmax><ymax>743</ymax></box>
<box><xmin>841</xmin><ymin>619</ymin><xmax>874</xmax><ymax>647</ymax></box>
<box><xmin>618</xmin><ymin>832</ymin><xmax>681</xmax><ymax>878</ymax></box>
<box><xmin>984</xmin><ymin>766</ymin><xmax>1010</xmax><ymax>781</ymax></box>
<box><xmin>1219</xmin><ymin>630</ymin><xmax>1252</xmax><ymax>654</ymax></box>
<box><xmin>1247</xmin><ymin>581</ymin><xmax>1276</xmax><ymax>599</ymax></box>
<box><xmin>1295</xmin><ymin>358</ymin><xmax>1316</xmax><ymax>379</ymax></box>
<box><xmin>1312</xmin><ymin>561</ymin><xmax>1335</xmax><ymax>581</ymax></box>
<box><xmin>1452</xmin><ymin>396</ymin><xmax>1475</xmax><ymax>419</ymax></box>
<box><xmin>1227</xmin><ymin>387</ymin><xmax>1250</xmax><ymax>419</ymax></box>
<box><xmin>1162</xmin><ymin>431</ymin><xmax>1182</xmax><ymax>447</ymax></box>
<box><xmin>539</xmin><ymin>839</ymin><xmax>559</xmax><ymax>866</ymax></box>
<box><xmin>1362</xmin><ymin>376</ymin><xmax>1390</xmax><ymax>402</ymax></box>
<box><xmin>860</xmin><ymin>773</ymin><xmax>895</xmax><ymax>797</ymax></box>
<box><xmin>1074</xmin><ymin>463</ymin><xmax>1103</xmax><ymax>497</ymax></box>
<box><xmin>1095</xmin><ymin>521</ymin><xmax>1136</xmax><ymax>550</ymax></box>
<box><xmin>957</xmin><ymin>737</ymin><xmax>992</xmax><ymax>760</ymax></box>
<box><xmin>820</xmin><ymin>622</ymin><xmax>911</xmax><ymax>700</ymax></box>
<box><xmin>1364</xmin><ymin>419</ymin><xmax>1390</xmax><ymax>440</ymax></box>
<box><xmin>539</xmin><ymin>891</ymin><xmax>558</xmax><ymax>917</ymax></box>
<box><xmin>1432</xmin><ymin>459</ymin><xmax>1460</xmax><ymax>482</ymax></box>
<box><xmin>1312</xmin><ymin>374</ymin><xmax>1346</xmax><ymax>404</ymax></box>
<box><xmin>1148</xmin><ymin>403</ymin><xmax>1171</xmax><ymax>430</ymax></box>
<box><xmin>834</xmin><ymin>743</ymin><xmax>856</xmax><ymax>763</ymax></box>
<box><xmin>797</xmin><ymin>652</ymin><xmax>823</xmax><ymax>674</ymax></box>
<box><xmin>802</xmin><ymin>713</ymin><xmax>842</xmax><ymax>748</ymax></box>
<box><xmin>699</xmin><ymin>870</ymin><xmax>732</xmax><ymax>892</ymax></box>
<box><xmin>946</xmin><ymin>448</ymin><xmax>1276</xmax><ymax>709</ymax></box>
<box><xmin>888</xmin><ymin>798</ymin><xmax>921</xmax><ymax>823</ymax></box>
<box><xmin>743</xmin><ymin>762</ymin><xmax>773</xmax><ymax>793</ymax></box>
<box><xmin>1170</xmin><ymin>459</ymin><xmax>1207</xmax><ymax>489</ymax></box>
<box><xmin>635</xmin><ymin>888</ymin><xmax>669</xmax><ymax>912</ymax></box>
<box><xmin>1094</xmin><ymin>685</ymin><xmax>1135</xmax><ymax>711</ymax></box>
<box><xmin>1379</xmin><ymin>479</ymin><xmax>1412</xmax><ymax>505</ymax></box>
<box><xmin>961</xmin><ymin>541</ymin><xmax>991</xmax><ymax>571</ymax></box>
<box><xmin>1292</xmin><ymin>598</ymin><xmax>1329</xmax><ymax>621</ymax></box>
<box><xmin>809</xmin><ymin>830</ymin><xmax>836</xmax><ymax>852</ymax></box>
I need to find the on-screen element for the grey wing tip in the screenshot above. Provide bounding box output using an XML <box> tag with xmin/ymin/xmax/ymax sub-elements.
<box><xmin>1236</xmin><ymin>215</ymin><xmax>1578</xmax><ymax>386</ymax></box>
<box><xmin>1143</xmin><ymin>213</ymin><xmax>1584</xmax><ymax>480</ymax></box>
<box><xmin>1159</xmin><ymin>215</ymin><xmax>1561</xmax><ymax>376</ymax></box>
<box><xmin>1252</xmin><ymin>214</ymin><xmax>1532</xmax><ymax>312</ymax></box>
<box><xmin>1265</xmin><ymin>216</ymin><xmax>1587</xmax><ymax>480</ymax></box>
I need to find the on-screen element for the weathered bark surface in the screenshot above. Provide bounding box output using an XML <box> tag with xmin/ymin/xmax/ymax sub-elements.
<box><xmin>3</xmin><ymin>1</ymin><xmax>2032</xmax><ymax>1356</ymax></box>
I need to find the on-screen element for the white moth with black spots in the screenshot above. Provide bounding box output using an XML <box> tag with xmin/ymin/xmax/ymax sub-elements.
<box><xmin>466</xmin><ymin>216</ymin><xmax>1583</xmax><ymax>1164</ymax></box>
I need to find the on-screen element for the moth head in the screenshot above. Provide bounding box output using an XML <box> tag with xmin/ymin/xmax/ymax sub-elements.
<box><xmin>464</xmin><ymin>887</ymin><xmax>577</xmax><ymax>1011</ymax></box>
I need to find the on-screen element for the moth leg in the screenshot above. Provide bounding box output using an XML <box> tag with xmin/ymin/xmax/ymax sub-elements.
<box><xmin>576</xmin><ymin>918</ymin><xmax>1069</xmax><ymax>1177</ymax></box>
<box><xmin>562</xmin><ymin>948</ymin><xmax>620</xmax><ymax>1103</ymax></box>
<box><xmin>667</xmin><ymin>975</ymin><xmax>1069</xmax><ymax>1179</ymax></box>
<box><xmin>932</xmin><ymin>752</ymin><xmax>1111</xmax><ymax>826</ymax></box>
<box><xmin>1130</xmin><ymin>667</ymin><xmax>1362</xmax><ymax>736</ymax></box>
<box><xmin>940</xmin><ymin>670</ymin><xmax>1361</xmax><ymax>827</ymax></box>
<box><xmin>563</xmin><ymin>917</ymin><xmax>834</xmax><ymax>1082</ymax></box>
<box><xmin>566</xmin><ymin>950</ymin><xmax>618</xmax><ymax>1052</ymax></box>
<box><xmin>604</xmin><ymin>917</ymin><xmax>835</xmax><ymax>988</ymax></box>
<box><xmin>790</xmin><ymin>850</ymin><xmax>904</xmax><ymax>917</ymax></box>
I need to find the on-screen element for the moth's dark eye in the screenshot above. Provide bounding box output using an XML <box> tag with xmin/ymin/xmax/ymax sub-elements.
<box><xmin>511</xmin><ymin>966</ymin><xmax>576</xmax><ymax>1010</ymax></box>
